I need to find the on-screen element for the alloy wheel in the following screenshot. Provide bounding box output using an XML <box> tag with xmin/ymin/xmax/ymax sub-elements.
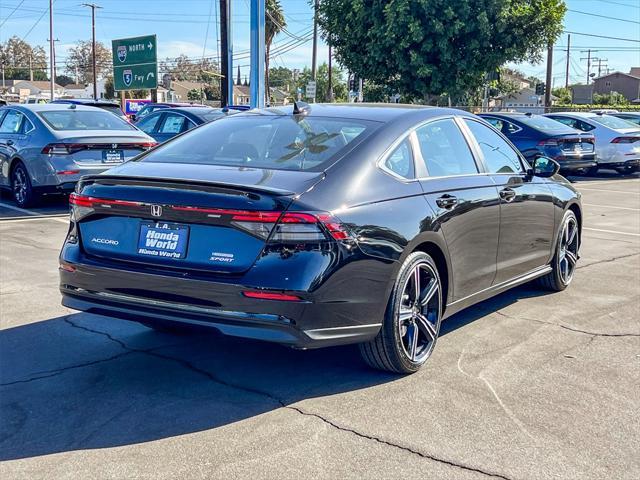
<box><xmin>12</xmin><ymin>166</ymin><xmax>28</xmax><ymax>205</ymax></box>
<box><xmin>397</xmin><ymin>262</ymin><xmax>441</xmax><ymax>363</ymax></box>
<box><xmin>558</xmin><ymin>216</ymin><xmax>579</xmax><ymax>285</ymax></box>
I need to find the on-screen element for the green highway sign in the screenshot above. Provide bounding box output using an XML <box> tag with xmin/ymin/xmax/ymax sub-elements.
<box><xmin>112</xmin><ymin>35</ymin><xmax>158</xmax><ymax>91</ymax></box>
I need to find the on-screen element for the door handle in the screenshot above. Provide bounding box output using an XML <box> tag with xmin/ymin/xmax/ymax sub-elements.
<box><xmin>436</xmin><ymin>194</ymin><xmax>458</xmax><ymax>209</ymax></box>
<box><xmin>499</xmin><ymin>187</ymin><xmax>517</xmax><ymax>202</ymax></box>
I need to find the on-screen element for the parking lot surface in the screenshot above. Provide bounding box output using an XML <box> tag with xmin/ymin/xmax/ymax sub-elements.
<box><xmin>1</xmin><ymin>173</ymin><xmax>639</xmax><ymax>479</ymax></box>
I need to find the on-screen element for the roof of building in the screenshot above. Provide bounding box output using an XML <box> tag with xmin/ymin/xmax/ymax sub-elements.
<box><xmin>63</xmin><ymin>84</ymin><xmax>86</xmax><ymax>90</ymax></box>
<box><xmin>13</xmin><ymin>80</ymin><xmax>64</xmax><ymax>90</ymax></box>
<box><xmin>593</xmin><ymin>71</ymin><xmax>640</xmax><ymax>82</ymax></box>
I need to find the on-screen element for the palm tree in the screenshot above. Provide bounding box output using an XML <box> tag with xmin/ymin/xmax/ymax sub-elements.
<box><xmin>266</xmin><ymin>0</ymin><xmax>286</xmax><ymax>104</ymax></box>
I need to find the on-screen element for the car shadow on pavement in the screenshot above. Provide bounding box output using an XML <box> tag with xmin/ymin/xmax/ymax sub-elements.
<box><xmin>0</xmin><ymin>284</ymin><xmax>547</xmax><ymax>461</ymax></box>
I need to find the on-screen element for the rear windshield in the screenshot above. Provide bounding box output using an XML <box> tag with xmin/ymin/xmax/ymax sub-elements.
<box><xmin>518</xmin><ymin>115</ymin><xmax>576</xmax><ymax>133</ymax></box>
<box><xmin>200</xmin><ymin>111</ymin><xmax>227</xmax><ymax>122</ymax></box>
<box><xmin>139</xmin><ymin>115</ymin><xmax>379</xmax><ymax>171</ymax></box>
<box><xmin>97</xmin><ymin>104</ymin><xmax>124</xmax><ymax>115</ymax></box>
<box><xmin>592</xmin><ymin>114</ymin><xmax>640</xmax><ymax>130</ymax></box>
<box><xmin>39</xmin><ymin>110</ymin><xmax>135</xmax><ymax>131</ymax></box>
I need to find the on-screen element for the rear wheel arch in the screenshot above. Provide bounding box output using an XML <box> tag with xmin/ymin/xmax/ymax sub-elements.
<box><xmin>567</xmin><ymin>202</ymin><xmax>582</xmax><ymax>246</ymax></box>
<box><xmin>411</xmin><ymin>241</ymin><xmax>450</xmax><ymax>311</ymax></box>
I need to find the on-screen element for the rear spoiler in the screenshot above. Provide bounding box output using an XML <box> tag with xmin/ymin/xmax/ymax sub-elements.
<box><xmin>77</xmin><ymin>174</ymin><xmax>304</xmax><ymax>197</ymax></box>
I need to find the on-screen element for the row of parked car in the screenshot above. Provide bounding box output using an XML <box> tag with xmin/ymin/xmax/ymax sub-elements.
<box><xmin>0</xmin><ymin>99</ymin><xmax>638</xmax><ymax>208</ymax></box>
<box><xmin>477</xmin><ymin>111</ymin><xmax>640</xmax><ymax>176</ymax></box>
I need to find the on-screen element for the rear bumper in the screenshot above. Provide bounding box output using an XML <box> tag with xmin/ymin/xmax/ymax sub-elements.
<box><xmin>599</xmin><ymin>158</ymin><xmax>640</xmax><ymax>171</ymax></box>
<box><xmin>59</xmin><ymin>244</ymin><xmax>390</xmax><ymax>349</ymax></box>
<box><xmin>554</xmin><ymin>157</ymin><xmax>597</xmax><ymax>171</ymax></box>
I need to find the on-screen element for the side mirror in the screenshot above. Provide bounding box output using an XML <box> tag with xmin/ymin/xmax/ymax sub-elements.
<box><xmin>529</xmin><ymin>156</ymin><xmax>560</xmax><ymax>178</ymax></box>
<box><xmin>131</xmin><ymin>115</ymin><xmax>137</xmax><ymax>122</ymax></box>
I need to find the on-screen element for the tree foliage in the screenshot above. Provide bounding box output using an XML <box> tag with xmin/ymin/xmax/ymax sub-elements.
<box><xmin>296</xmin><ymin>63</ymin><xmax>347</xmax><ymax>102</ymax></box>
<box><xmin>593</xmin><ymin>91</ymin><xmax>629</xmax><ymax>106</ymax></box>
<box><xmin>317</xmin><ymin>0</ymin><xmax>566</xmax><ymax>101</ymax></box>
<box><xmin>159</xmin><ymin>55</ymin><xmax>219</xmax><ymax>82</ymax></box>
<box><xmin>65</xmin><ymin>40</ymin><xmax>112</xmax><ymax>84</ymax></box>
<box><xmin>0</xmin><ymin>36</ymin><xmax>47</xmax><ymax>81</ymax></box>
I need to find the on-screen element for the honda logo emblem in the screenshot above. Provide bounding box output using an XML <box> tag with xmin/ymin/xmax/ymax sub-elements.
<box><xmin>150</xmin><ymin>205</ymin><xmax>162</xmax><ymax>217</ymax></box>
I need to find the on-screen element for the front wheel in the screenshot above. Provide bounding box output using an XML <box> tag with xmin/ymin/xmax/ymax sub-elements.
<box><xmin>359</xmin><ymin>252</ymin><xmax>443</xmax><ymax>374</ymax></box>
<box><xmin>538</xmin><ymin>210</ymin><xmax>579</xmax><ymax>292</ymax></box>
<box><xmin>585</xmin><ymin>166</ymin><xmax>599</xmax><ymax>177</ymax></box>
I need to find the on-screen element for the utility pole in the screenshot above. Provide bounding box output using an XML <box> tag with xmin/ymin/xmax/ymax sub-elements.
<box><xmin>220</xmin><ymin>0</ymin><xmax>233</xmax><ymax>107</ymax></box>
<box><xmin>596</xmin><ymin>58</ymin><xmax>608</xmax><ymax>78</ymax></box>
<box><xmin>311</xmin><ymin>0</ymin><xmax>318</xmax><ymax>86</ymax></box>
<box><xmin>580</xmin><ymin>49</ymin><xmax>595</xmax><ymax>85</ymax></box>
<box><xmin>544</xmin><ymin>43</ymin><xmax>553</xmax><ymax>111</ymax></box>
<box><xmin>327</xmin><ymin>44</ymin><xmax>333</xmax><ymax>102</ymax></box>
<box><xmin>49</xmin><ymin>0</ymin><xmax>54</xmax><ymax>100</ymax></box>
<box><xmin>564</xmin><ymin>34</ymin><xmax>570</xmax><ymax>89</ymax></box>
<box><xmin>29</xmin><ymin>54</ymin><xmax>33</xmax><ymax>82</ymax></box>
<box><xmin>82</xmin><ymin>3</ymin><xmax>102</xmax><ymax>100</ymax></box>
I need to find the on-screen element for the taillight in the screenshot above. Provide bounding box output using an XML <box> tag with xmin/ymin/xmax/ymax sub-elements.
<box><xmin>233</xmin><ymin>211</ymin><xmax>350</xmax><ymax>242</ymax></box>
<box><xmin>611</xmin><ymin>137</ymin><xmax>640</xmax><ymax>144</ymax></box>
<box><xmin>537</xmin><ymin>139</ymin><xmax>558</xmax><ymax>146</ymax></box>
<box><xmin>42</xmin><ymin>143</ymin><xmax>85</xmax><ymax>155</ymax></box>
<box><xmin>129</xmin><ymin>142</ymin><xmax>158</xmax><ymax>150</ymax></box>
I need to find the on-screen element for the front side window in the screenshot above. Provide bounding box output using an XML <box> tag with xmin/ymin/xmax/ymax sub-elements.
<box><xmin>415</xmin><ymin>118</ymin><xmax>478</xmax><ymax>177</ymax></box>
<box><xmin>464</xmin><ymin>119</ymin><xmax>523</xmax><ymax>174</ymax></box>
<box><xmin>140</xmin><ymin>115</ymin><xmax>378</xmax><ymax>171</ymax></box>
<box><xmin>383</xmin><ymin>138</ymin><xmax>414</xmax><ymax>179</ymax></box>
<box><xmin>38</xmin><ymin>110</ymin><xmax>135</xmax><ymax>131</ymax></box>
<box><xmin>136</xmin><ymin>113</ymin><xmax>161</xmax><ymax>134</ymax></box>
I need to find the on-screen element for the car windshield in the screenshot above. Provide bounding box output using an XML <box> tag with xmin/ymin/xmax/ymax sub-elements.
<box><xmin>139</xmin><ymin>115</ymin><xmax>379</xmax><ymax>171</ymax></box>
<box><xmin>39</xmin><ymin>110</ymin><xmax>135</xmax><ymax>131</ymax></box>
<box><xmin>517</xmin><ymin>115</ymin><xmax>576</xmax><ymax>133</ymax></box>
<box><xmin>591</xmin><ymin>114</ymin><xmax>639</xmax><ymax>130</ymax></box>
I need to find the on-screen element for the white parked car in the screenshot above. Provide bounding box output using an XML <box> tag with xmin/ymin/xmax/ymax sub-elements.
<box><xmin>545</xmin><ymin>112</ymin><xmax>640</xmax><ymax>175</ymax></box>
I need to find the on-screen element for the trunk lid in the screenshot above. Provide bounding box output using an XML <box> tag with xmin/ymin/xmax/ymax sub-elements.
<box><xmin>74</xmin><ymin>162</ymin><xmax>325</xmax><ymax>273</ymax></box>
<box><xmin>52</xmin><ymin>133</ymin><xmax>155</xmax><ymax>166</ymax></box>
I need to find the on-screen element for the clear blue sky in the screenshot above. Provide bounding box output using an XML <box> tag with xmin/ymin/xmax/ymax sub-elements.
<box><xmin>1</xmin><ymin>0</ymin><xmax>638</xmax><ymax>85</ymax></box>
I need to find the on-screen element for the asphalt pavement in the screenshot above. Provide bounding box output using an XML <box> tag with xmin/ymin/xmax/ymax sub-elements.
<box><xmin>1</xmin><ymin>172</ymin><xmax>639</xmax><ymax>479</ymax></box>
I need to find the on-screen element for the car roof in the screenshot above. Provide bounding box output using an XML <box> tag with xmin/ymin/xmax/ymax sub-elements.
<box><xmin>546</xmin><ymin>111</ymin><xmax>597</xmax><ymax>118</ymax></box>
<box><xmin>147</xmin><ymin>102</ymin><xmax>207</xmax><ymax>107</ymax></box>
<box><xmin>614</xmin><ymin>112</ymin><xmax>640</xmax><ymax>117</ymax></box>
<box><xmin>238</xmin><ymin>103</ymin><xmax>476</xmax><ymax>123</ymax></box>
<box><xmin>53</xmin><ymin>98</ymin><xmax>120</xmax><ymax>107</ymax></box>
<box><xmin>7</xmin><ymin>103</ymin><xmax>115</xmax><ymax>112</ymax></box>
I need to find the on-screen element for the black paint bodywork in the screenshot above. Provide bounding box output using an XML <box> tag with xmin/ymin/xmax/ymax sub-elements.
<box><xmin>59</xmin><ymin>104</ymin><xmax>582</xmax><ymax>348</ymax></box>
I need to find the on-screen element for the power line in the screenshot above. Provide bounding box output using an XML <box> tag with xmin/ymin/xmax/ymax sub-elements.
<box><xmin>0</xmin><ymin>0</ymin><xmax>26</xmax><ymax>28</ymax></box>
<box><xmin>594</xmin><ymin>0</ymin><xmax>640</xmax><ymax>9</ymax></box>
<box><xmin>563</xmin><ymin>31</ymin><xmax>640</xmax><ymax>43</ymax></box>
<box><xmin>567</xmin><ymin>9</ymin><xmax>640</xmax><ymax>24</ymax></box>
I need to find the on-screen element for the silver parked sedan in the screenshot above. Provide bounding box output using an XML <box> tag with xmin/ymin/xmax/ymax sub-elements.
<box><xmin>0</xmin><ymin>103</ymin><xmax>156</xmax><ymax>206</ymax></box>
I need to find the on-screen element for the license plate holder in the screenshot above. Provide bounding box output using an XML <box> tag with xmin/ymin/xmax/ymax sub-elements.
<box><xmin>137</xmin><ymin>222</ymin><xmax>189</xmax><ymax>259</ymax></box>
<box><xmin>103</xmin><ymin>149</ymin><xmax>124</xmax><ymax>163</ymax></box>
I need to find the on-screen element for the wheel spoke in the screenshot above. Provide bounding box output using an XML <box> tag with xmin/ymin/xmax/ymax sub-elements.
<box><xmin>415</xmin><ymin>313</ymin><xmax>437</xmax><ymax>342</ymax></box>
<box><xmin>408</xmin><ymin>322</ymin><xmax>419</xmax><ymax>360</ymax></box>
<box><xmin>412</xmin><ymin>267</ymin><xmax>421</xmax><ymax>303</ymax></box>
<box><xmin>566</xmin><ymin>250</ymin><xmax>577</xmax><ymax>267</ymax></box>
<box><xmin>398</xmin><ymin>308</ymin><xmax>413</xmax><ymax>323</ymax></box>
<box><xmin>420</xmin><ymin>278</ymin><xmax>438</xmax><ymax>307</ymax></box>
<box><xmin>567</xmin><ymin>223</ymin><xmax>577</xmax><ymax>245</ymax></box>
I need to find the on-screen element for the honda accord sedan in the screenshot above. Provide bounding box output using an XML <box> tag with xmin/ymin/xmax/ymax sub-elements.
<box><xmin>59</xmin><ymin>104</ymin><xmax>582</xmax><ymax>373</ymax></box>
<box><xmin>0</xmin><ymin>104</ymin><xmax>156</xmax><ymax>206</ymax></box>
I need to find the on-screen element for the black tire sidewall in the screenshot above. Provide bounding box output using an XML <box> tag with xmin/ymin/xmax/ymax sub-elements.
<box><xmin>384</xmin><ymin>252</ymin><xmax>442</xmax><ymax>373</ymax></box>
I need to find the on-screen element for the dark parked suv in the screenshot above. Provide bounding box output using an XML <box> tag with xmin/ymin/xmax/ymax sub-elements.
<box><xmin>478</xmin><ymin>112</ymin><xmax>596</xmax><ymax>173</ymax></box>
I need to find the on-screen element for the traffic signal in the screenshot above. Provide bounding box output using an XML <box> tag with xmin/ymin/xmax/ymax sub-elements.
<box><xmin>349</xmin><ymin>77</ymin><xmax>356</xmax><ymax>91</ymax></box>
<box><xmin>535</xmin><ymin>82</ymin><xmax>546</xmax><ymax>95</ymax></box>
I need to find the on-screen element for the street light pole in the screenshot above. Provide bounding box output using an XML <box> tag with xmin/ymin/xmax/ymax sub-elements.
<box><xmin>82</xmin><ymin>3</ymin><xmax>102</xmax><ymax>100</ymax></box>
<box><xmin>49</xmin><ymin>0</ymin><xmax>54</xmax><ymax>100</ymax></box>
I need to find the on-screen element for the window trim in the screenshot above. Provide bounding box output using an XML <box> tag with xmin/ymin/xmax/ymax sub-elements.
<box><xmin>137</xmin><ymin>111</ymin><xmax>163</xmax><ymax>134</ymax></box>
<box><xmin>459</xmin><ymin>117</ymin><xmax>528</xmax><ymax>175</ymax></box>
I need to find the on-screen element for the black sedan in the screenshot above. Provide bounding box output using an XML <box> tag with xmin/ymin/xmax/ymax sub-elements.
<box><xmin>478</xmin><ymin>112</ymin><xmax>596</xmax><ymax>173</ymax></box>
<box><xmin>59</xmin><ymin>104</ymin><xmax>582</xmax><ymax>374</ymax></box>
<box><xmin>135</xmin><ymin>106</ymin><xmax>231</xmax><ymax>143</ymax></box>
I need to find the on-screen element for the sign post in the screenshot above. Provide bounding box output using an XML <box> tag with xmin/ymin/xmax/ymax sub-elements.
<box><xmin>112</xmin><ymin>35</ymin><xmax>158</xmax><ymax>92</ymax></box>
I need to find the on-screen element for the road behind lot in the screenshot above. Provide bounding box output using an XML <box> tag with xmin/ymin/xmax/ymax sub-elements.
<box><xmin>1</xmin><ymin>174</ymin><xmax>639</xmax><ymax>480</ymax></box>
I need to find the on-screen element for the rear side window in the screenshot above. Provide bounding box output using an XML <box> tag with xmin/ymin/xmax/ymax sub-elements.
<box><xmin>484</xmin><ymin>117</ymin><xmax>521</xmax><ymax>135</ymax></box>
<box><xmin>415</xmin><ymin>118</ymin><xmax>478</xmax><ymax>177</ymax></box>
<box><xmin>464</xmin><ymin>119</ymin><xmax>523</xmax><ymax>174</ymax></box>
<box><xmin>137</xmin><ymin>113</ymin><xmax>161</xmax><ymax>134</ymax></box>
<box><xmin>383</xmin><ymin>138</ymin><xmax>414</xmax><ymax>179</ymax></box>
<box><xmin>140</xmin><ymin>115</ymin><xmax>378</xmax><ymax>171</ymax></box>
<box><xmin>0</xmin><ymin>110</ymin><xmax>25</xmax><ymax>133</ymax></box>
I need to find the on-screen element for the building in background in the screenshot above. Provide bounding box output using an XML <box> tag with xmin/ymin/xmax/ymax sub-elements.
<box><xmin>592</xmin><ymin>69</ymin><xmax>640</xmax><ymax>103</ymax></box>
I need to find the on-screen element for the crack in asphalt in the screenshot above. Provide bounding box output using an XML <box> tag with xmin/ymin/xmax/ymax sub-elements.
<box><xmin>495</xmin><ymin>311</ymin><xmax>639</xmax><ymax>338</ymax></box>
<box><xmin>52</xmin><ymin>317</ymin><xmax>513</xmax><ymax>479</ymax></box>
<box><xmin>576</xmin><ymin>252</ymin><xmax>640</xmax><ymax>270</ymax></box>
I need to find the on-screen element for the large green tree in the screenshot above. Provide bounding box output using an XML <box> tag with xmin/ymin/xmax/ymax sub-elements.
<box><xmin>317</xmin><ymin>0</ymin><xmax>566</xmax><ymax>101</ymax></box>
<box><xmin>0</xmin><ymin>36</ymin><xmax>47</xmax><ymax>81</ymax></box>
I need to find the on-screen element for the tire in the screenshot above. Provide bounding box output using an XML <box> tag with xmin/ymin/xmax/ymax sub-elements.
<box><xmin>359</xmin><ymin>252</ymin><xmax>443</xmax><ymax>374</ymax></box>
<box><xmin>585</xmin><ymin>166</ymin><xmax>598</xmax><ymax>177</ymax></box>
<box><xmin>10</xmin><ymin>161</ymin><xmax>38</xmax><ymax>208</ymax></box>
<box><xmin>538</xmin><ymin>210</ymin><xmax>579</xmax><ymax>292</ymax></box>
